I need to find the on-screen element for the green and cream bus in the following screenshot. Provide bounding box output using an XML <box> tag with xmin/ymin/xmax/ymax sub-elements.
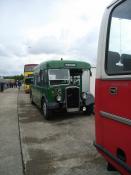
<box><xmin>30</xmin><ymin>60</ymin><xmax>94</xmax><ymax>119</ymax></box>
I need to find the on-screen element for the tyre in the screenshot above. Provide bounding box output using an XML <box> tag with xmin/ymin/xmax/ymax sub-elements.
<box><xmin>107</xmin><ymin>162</ymin><xmax>117</xmax><ymax>171</ymax></box>
<box><xmin>84</xmin><ymin>104</ymin><xmax>94</xmax><ymax>116</ymax></box>
<box><xmin>42</xmin><ymin>100</ymin><xmax>51</xmax><ymax>120</ymax></box>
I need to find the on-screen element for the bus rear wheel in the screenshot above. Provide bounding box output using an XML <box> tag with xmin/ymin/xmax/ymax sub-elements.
<box><xmin>42</xmin><ymin>100</ymin><xmax>51</xmax><ymax>120</ymax></box>
<box><xmin>107</xmin><ymin>162</ymin><xmax>117</xmax><ymax>171</ymax></box>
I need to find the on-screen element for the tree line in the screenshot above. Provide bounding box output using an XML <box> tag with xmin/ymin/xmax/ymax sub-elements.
<box><xmin>4</xmin><ymin>74</ymin><xmax>24</xmax><ymax>81</ymax></box>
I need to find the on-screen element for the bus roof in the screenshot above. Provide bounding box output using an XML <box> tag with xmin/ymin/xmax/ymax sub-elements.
<box><xmin>34</xmin><ymin>60</ymin><xmax>91</xmax><ymax>72</ymax></box>
<box><xmin>24</xmin><ymin>64</ymin><xmax>38</xmax><ymax>67</ymax></box>
<box><xmin>24</xmin><ymin>64</ymin><xmax>38</xmax><ymax>73</ymax></box>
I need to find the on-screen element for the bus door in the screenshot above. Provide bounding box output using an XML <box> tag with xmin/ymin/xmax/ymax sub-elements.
<box><xmin>95</xmin><ymin>1</ymin><xmax>131</xmax><ymax>175</ymax></box>
<box><xmin>33</xmin><ymin>72</ymin><xmax>41</xmax><ymax>106</ymax></box>
<box><xmin>33</xmin><ymin>70</ymin><xmax>47</xmax><ymax>107</ymax></box>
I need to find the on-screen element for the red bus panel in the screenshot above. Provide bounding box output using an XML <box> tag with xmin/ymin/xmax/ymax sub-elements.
<box><xmin>95</xmin><ymin>79</ymin><xmax>131</xmax><ymax>175</ymax></box>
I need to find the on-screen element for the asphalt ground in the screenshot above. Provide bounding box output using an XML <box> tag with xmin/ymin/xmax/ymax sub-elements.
<box><xmin>17</xmin><ymin>89</ymin><xmax>120</xmax><ymax>175</ymax></box>
<box><xmin>0</xmin><ymin>88</ymin><xmax>23</xmax><ymax>175</ymax></box>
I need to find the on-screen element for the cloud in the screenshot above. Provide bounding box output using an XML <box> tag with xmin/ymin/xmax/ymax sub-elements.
<box><xmin>0</xmin><ymin>42</ymin><xmax>28</xmax><ymax>59</ymax></box>
<box><xmin>21</xmin><ymin>27</ymin><xmax>98</xmax><ymax>67</ymax></box>
<box><xmin>68</xmin><ymin>29</ymin><xmax>99</xmax><ymax>64</ymax></box>
<box><xmin>7</xmin><ymin>44</ymin><xmax>27</xmax><ymax>57</ymax></box>
<box><xmin>28</xmin><ymin>36</ymin><xmax>66</xmax><ymax>55</ymax></box>
<box><xmin>0</xmin><ymin>0</ymin><xmax>112</xmax><ymax>75</ymax></box>
<box><xmin>0</xmin><ymin>44</ymin><xmax>9</xmax><ymax>57</ymax></box>
<box><xmin>0</xmin><ymin>56</ymin><xmax>19</xmax><ymax>75</ymax></box>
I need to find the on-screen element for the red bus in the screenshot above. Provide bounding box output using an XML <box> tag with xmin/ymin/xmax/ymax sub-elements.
<box><xmin>95</xmin><ymin>0</ymin><xmax>131</xmax><ymax>175</ymax></box>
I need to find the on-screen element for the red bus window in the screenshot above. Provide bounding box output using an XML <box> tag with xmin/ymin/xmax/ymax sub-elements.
<box><xmin>106</xmin><ymin>0</ymin><xmax>131</xmax><ymax>75</ymax></box>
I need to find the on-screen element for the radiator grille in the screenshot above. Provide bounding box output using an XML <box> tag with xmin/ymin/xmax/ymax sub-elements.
<box><xmin>66</xmin><ymin>87</ymin><xmax>80</xmax><ymax>109</ymax></box>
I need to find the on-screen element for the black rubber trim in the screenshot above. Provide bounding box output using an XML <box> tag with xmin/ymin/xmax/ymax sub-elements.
<box><xmin>94</xmin><ymin>142</ymin><xmax>131</xmax><ymax>173</ymax></box>
<box><xmin>107</xmin><ymin>0</ymin><xmax>126</xmax><ymax>9</ymax></box>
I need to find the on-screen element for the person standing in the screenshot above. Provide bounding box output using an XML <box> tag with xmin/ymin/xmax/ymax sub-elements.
<box><xmin>18</xmin><ymin>81</ymin><xmax>21</xmax><ymax>90</ymax></box>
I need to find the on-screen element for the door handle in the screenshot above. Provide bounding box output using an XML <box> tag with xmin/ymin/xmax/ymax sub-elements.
<box><xmin>109</xmin><ymin>87</ymin><xmax>118</xmax><ymax>95</ymax></box>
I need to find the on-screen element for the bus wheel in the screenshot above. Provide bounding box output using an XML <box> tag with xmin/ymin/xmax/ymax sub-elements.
<box><xmin>107</xmin><ymin>162</ymin><xmax>117</xmax><ymax>171</ymax></box>
<box><xmin>84</xmin><ymin>104</ymin><xmax>94</xmax><ymax>116</ymax></box>
<box><xmin>42</xmin><ymin>100</ymin><xmax>51</xmax><ymax>120</ymax></box>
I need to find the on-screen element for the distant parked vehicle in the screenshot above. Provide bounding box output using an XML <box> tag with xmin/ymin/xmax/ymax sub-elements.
<box><xmin>30</xmin><ymin>60</ymin><xmax>94</xmax><ymax>119</ymax></box>
<box><xmin>0</xmin><ymin>77</ymin><xmax>6</xmax><ymax>92</ymax></box>
<box><xmin>24</xmin><ymin>64</ymin><xmax>38</xmax><ymax>93</ymax></box>
<box><xmin>0</xmin><ymin>82</ymin><xmax>4</xmax><ymax>92</ymax></box>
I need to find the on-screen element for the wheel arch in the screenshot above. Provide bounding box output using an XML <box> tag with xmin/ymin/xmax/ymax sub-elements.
<box><xmin>41</xmin><ymin>95</ymin><xmax>48</xmax><ymax>106</ymax></box>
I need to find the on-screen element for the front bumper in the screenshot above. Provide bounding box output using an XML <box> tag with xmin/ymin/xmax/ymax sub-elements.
<box><xmin>47</xmin><ymin>102</ymin><xmax>65</xmax><ymax>110</ymax></box>
<box><xmin>47</xmin><ymin>96</ymin><xmax>94</xmax><ymax>111</ymax></box>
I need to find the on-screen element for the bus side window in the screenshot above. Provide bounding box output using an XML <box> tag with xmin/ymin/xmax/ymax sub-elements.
<box><xmin>40</xmin><ymin>71</ymin><xmax>43</xmax><ymax>86</ymax></box>
<box><xmin>106</xmin><ymin>0</ymin><xmax>131</xmax><ymax>75</ymax></box>
<box><xmin>34</xmin><ymin>75</ymin><xmax>37</xmax><ymax>86</ymax></box>
<box><xmin>44</xmin><ymin>70</ymin><xmax>48</xmax><ymax>86</ymax></box>
<box><xmin>40</xmin><ymin>70</ymin><xmax>47</xmax><ymax>86</ymax></box>
<box><xmin>121</xmin><ymin>54</ymin><xmax>131</xmax><ymax>72</ymax></box>
<box><xmin>37</xmin><ymin>74</ymin><xmax>41</xmax><ymax>86</ymax></box>
<box><xmin>107</xmin><ymin>51</ymin><xmax>121</xmax><ymax>74</ymax></box>
<box><xmin>33</xmin><ymin>76</ymin><xmax>35</xmax><ymax>85</ymax></box>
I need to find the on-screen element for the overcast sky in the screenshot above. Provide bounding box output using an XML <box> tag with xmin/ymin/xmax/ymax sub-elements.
<box><xmin>0</xmin><ymin>0</ymin><xmax>112</xmax><ymax>76</ymax></box>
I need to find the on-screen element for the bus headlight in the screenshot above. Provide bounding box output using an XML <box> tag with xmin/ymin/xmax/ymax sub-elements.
<box><xmin>82</xmin><ymin>92</ymin><xmax>87</xmax><ymax>100</ymax></box>
<box><xmin>56</xmin><ymin>95</ymin><xmax>62</xmax><ymax>102</ymax></box>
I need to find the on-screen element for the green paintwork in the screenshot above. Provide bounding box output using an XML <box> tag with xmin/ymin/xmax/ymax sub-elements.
<box><xmin>31</xmin><ymin>60</ymin><xmax>91</xmax><ymax>109</ymax></box>
<box><xmin>34</xmin><ymin>60</ymin><xmax>91</xmax><ymax>72</ymax></box>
